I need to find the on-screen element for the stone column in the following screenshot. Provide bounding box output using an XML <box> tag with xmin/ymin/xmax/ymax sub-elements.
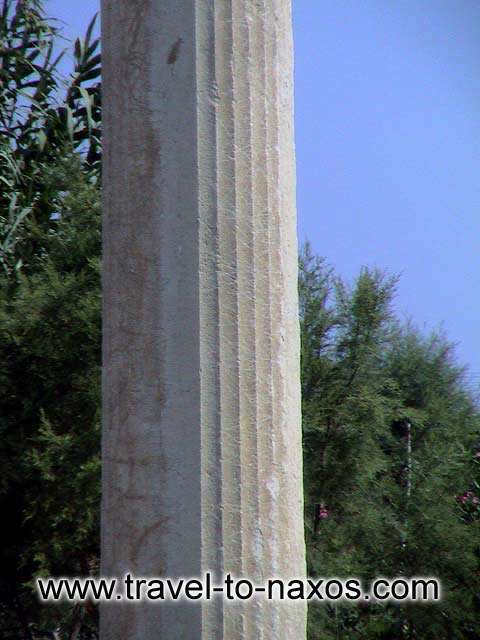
<box><xmin>101</xmin><ymin>1</ymin><xmax>306</xmax><ymax>638</ymax></box>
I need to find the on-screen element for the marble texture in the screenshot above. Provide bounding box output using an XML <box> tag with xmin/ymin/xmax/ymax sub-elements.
<box><xmin>101</xmin><ymin>1</ymin><xmax>306</xmax><ymax>637</ymax></box>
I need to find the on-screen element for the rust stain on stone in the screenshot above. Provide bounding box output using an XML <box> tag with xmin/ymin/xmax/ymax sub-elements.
<box><xmin>130</xmin><ymin>517</ymin><xmax>169</xmax><ymax>570</ymax></box>
<box><xmin>167</xmin><ymin>37</ymin><xmax>183</xmax><ymax>65</ymax></box>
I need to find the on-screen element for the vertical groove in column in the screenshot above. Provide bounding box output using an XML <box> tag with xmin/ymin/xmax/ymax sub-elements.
<box><xmin>248</xmin><ymin>0</ymin><xmax>272</xmax><ymax>635</ymax></box>
<box><xmin>269</xmin><ymin>0</ymin><xmax>307</xmax><ymax>634</ymax></box>
<box><xmin>250</xmin><ymin>1</ymin><xmax>279</xmax><ymax>636</ymax></box>
<box><xmin>212</xmin><ymin>0</ymin><xmax>245</xmax><ymax>638</ymax></box>
<box><xmin>265</xmin><ymin>0</ymin><xmax>282</xmax><ymax>570</ymax></box>
<box><xmin>230</xmin><ymin>0</ymin><xmax>261</xmax><ymax>619</ymax></box>
<box><xmin>195</xmin><ymin>2</ymin><xmax>224</xmax><ymax>637</ymax></box>
<box><xmin>264</xmin><ymin>1</ymin><xmax>280</xmax><ymax>586</ymax></box>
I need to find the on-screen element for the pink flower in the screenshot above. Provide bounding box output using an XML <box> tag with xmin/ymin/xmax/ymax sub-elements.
<box><xmin>456</xmin><ymin>491</ymin><xmax>479</xmax><ymax>506</ymax></box>
<box><xmin>319</xmin><ymin>507</ymin><xmax>329</xmax><ymax>519</ymax></box>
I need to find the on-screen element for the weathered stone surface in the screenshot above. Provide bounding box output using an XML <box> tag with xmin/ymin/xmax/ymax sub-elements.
<box><xmin>101</xmin><ymin>1</ymin><xmax>306</xmax><ymax>637</ymax></box>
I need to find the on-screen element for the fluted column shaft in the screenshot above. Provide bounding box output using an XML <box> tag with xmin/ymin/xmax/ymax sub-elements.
<box><xmin>101</xmin><ymin>1</ymin><xmax>306</xmax><ymax>638</ymax></box>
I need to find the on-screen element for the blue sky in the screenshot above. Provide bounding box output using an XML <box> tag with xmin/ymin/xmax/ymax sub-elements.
<box><xmin>46</xmin><ymin>1</ymin><xmax>480</xmax><ymax>387</ymax></box>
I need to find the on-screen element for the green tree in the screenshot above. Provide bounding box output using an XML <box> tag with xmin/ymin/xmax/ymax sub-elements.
<box><xmin>380</xmin><ymin>326</ymin><xmax>480</xmax><ymax>639</ymax></box>
<box><xmin>0</xmin><ymin>156</ymin><xmax>101</xmax><ymax>638</ymax></box>
<box><xmin>2</xmin><ymin>5</ymin><xmax>479</xmax><ymax>639</ymax></box>
<box><xmin>300</xmin><ymin>246</ymin><xmax>400</xmax><ymax>639</ymax></box>
<box><xmin>300</xmin><ymin>246</ymin><xmax>480</xmax><ymax>640</ymax></box>
<box><xmin>0</xmin><ymin>0</ymin><xmax>101</xmax><ymax>276</ymax></box>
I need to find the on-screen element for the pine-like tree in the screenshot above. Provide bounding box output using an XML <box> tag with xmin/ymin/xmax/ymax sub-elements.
<box><xmin>300</xmin><ymin>246</ymin><xmax>480</xmax><ymax>640</ymax></box>
<box><xmin>0</xmin><ymin>156</ymin><xmax>101</xmax><ymax>638</ymax></box>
